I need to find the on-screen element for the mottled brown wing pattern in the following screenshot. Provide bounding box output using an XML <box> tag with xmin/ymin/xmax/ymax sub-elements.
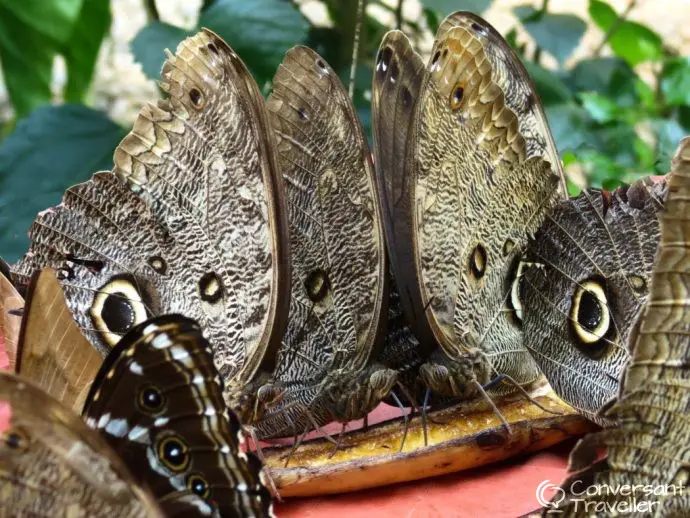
<box><xmin>255</xmin><ymin>47</ymin><xmax>395</xmax><ymax>439</ymax></box>
<box><xmin>12</xmin><ymin>30</ymin><xmax>290</xmax><ymax>420</ymax></box>
<box><xmin>523</xmin><ymin>179</ymin><xmax>666</xmax><ymax>423</ymax></box>
<box><xmin>550</xmin><ymin>138</ymin><xmax>690</xmax><ymax>516</ymax></box>
<box><xmin>0</xmin><ymin>372</ymin><xmax>164</xmax><ymax>518</ymax></box>
<box><xmin>408</xmin><ymin>14</ymin><xmax>562</xmax><ymax>396</ymax></box>
<box><xmin>16</xmin><ymin>268</ymin><xmax>103</xmax><ymax>412</ymax></box>
<box><xmin>83</xmin><ymin>315</ymin><xmax>273</xmax><ymax>517</ymax></box>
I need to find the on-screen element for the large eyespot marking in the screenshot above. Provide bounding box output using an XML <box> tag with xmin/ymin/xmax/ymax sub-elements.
<box><xmin>147</xmin><ymin>255</ymin><xmax>167</xmax><ymax>275</ymax></box>
<box><xmin>156</xmin><ymin>433</ymin><xmax>190</xmax><ymax>472</ymax></box>
<box><xmin>137</xmin><ymin>384</ymin><xmax>165</xmax><ymax>414</ymax></box>
<box><xmin>3</xmin><ymin>428</ymin><xmax>29</xmax><ymax>451</ymax></box>
<box><xmin>570</xmin><ymin>279</ymin><xmax>613</xmax><ymax>354</ymax></box>
<box><xmin>199</xmin><ymin>272</ymin><xmax>223</xmax><ymax>303</ymax></box>
<box><xmin>450</xmin><ymin>83</ymin><xmax>465</xmax><ymax>110</ymax></box>
<box><xmin>189</xmin><ymin>88</ymin><xmax>204</xmax><ymax>108</ymax></box>
<box><xmin>304</xmin><ymin>269</ymin><xmax>330</xmax><ymax>303</ymax></box>
<box><xmin>187</xmin><ymin>473</ymin><xmax>211</xmax><ymax>499</ymax></box>
<box><xmin>469</xmin><ymin>244</ymin><xmax>487</xmax><ymax>279</ymax></box>
<box><xmin>91</xmin><ymin>276</ymin><xmax>148</xmax><ymax>347</ymax></box>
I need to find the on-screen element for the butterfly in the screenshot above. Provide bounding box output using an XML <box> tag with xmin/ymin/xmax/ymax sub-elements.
<box><xmin>11</xmin><ymin>29</ymin><xmax>291</xmax><ymax>424</ymax></box>
<box><xmin>543</xmin><ymin>137</ymin><xmax>690</xmax><ymax>515</ymax></box>
<box><xmin>522</xmin><ymin>178</ymin><xmax>666</xmax><ymax>424</ymax></box>
<box><xmin>252</xmin><ymin>46</ymin><xmax>397</xmax><ymax>440</ymax></box>
<box><xmin>372</xmin><ymin>12</ymin><xmax>566</xmax><ymax>402</ymax></box>
<box><xmin>1</xmin><ymin>313</ymin><xmax>273</xmax><ymax>517</ymax></box>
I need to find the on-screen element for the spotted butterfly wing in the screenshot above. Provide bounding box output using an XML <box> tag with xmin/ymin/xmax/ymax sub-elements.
<box><xmin>82</xmin><ymin>315</ymin><xmax>273</xmax><ymax>516</ymax></box>
<box><xmin>523</xmin><ymin>179</ymin><xmax>665</xmax><ymax>423</ymax></box>
<box><xmin>0</xmin><ymin>371</ymin><xmax>165</xmax><ymax>517</ymax></box>
<box><xmin>15</xmin><ymin>268</ymin><xmax>103</xmax><ymax>412</ymax></box>
<box><xmin>12</xmin><ymin>29</ymin><xmax>290</xmax><ymax>422</ymax></box>
<box><xmin>255</xmin><ymin>47</ymin><xmax>396</xmax><ymax>439</ymax></box>
<box><xmin>546</xmin><ymin>138</ymin><xmax>690</xmax><ymax>515</ymax></box>
<box><xmin>388</xmin><ymin>12</ymin><xmax>565</xmax><ymax>398</ymax></box>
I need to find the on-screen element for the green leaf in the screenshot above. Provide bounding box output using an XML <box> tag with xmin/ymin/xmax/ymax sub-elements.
<box><xmin>0</xmin><ymin>105</ymin><xmax>126</xmax><ymax>261</ymax></box>
<box><xmin>588</xmin><ymin>0</ymin><xmax>662</xmax><ymax>65</ymax></box>
<box><xmin>200</xmin><ymin>0</ymin><xmax>309</xmax><ymax>86</ymax></box>
<box><xmin>62</xmin><ymin>0</ymin><xmax>112</xmax><ymax>102</ymax></box>
<box><xmin>652</xmin><ymin>118</ymin><xmax>687</xmax><ymax>174</ymax></box>
<box><xmin>661</xmin><ymin>57</ymin><xmax>690</xmax><ymax>107</ymax></box>
<box><xmin>522</xmin><ymin>61</ymin><xmax>573</xmax><ymax>105</ymax></box>
<box><xmin>544</xmin><ymin>102</ymin><xmax>591</xmax><ymax>154</ymax></box>
<box><xmin>0</xmin><ymin>6</ymin><xmax>55</xmax><ymax>118</ymax></box>
<box><xmin>579</xmin><ymin>92</ymin><xmax>619</xmax><ymax>123</ymax></box>
<box><xmin>515</xmin><ymin>6</ymin><xmax>586</xmax><ymax>64</ymax></box>
<box><xmin>420</xmin><ymin>0</ymin><xmax>492</xmax><ymax>15</ymax></box>
<box><xmin>131</xmin><ymin>22</ymin><xmax>190</xmax><ymax>80</ymax></box>
<box><xmin>566</xmin><ymin>58</ymin><xmax>638</xmax><ymax>106</ymax></box>
<box><xmin>0</xmin><ymin>0</ymin><xmax>83</xmax><ymax>44</ymax></box>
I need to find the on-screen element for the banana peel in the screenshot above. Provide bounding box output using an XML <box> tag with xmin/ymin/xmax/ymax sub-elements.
<box><xmin>262</xmin><ymin>379</ymin><xmax>596</xmax><ymax>497</ymax></box>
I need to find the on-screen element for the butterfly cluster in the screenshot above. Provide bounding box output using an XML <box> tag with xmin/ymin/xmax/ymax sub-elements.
<box><xmin>1</xmin><ymin>9</ymin><xmax>687</xmax><ymax>516</ymax></box>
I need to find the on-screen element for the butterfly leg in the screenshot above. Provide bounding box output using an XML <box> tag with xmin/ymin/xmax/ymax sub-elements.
<box><xmin>486</xmin><ymin>374</ymin><xmax>563</xmax><ymax>416</ymax></box>
<box><xmin>328</xmin><ymin>423</ymin><xmax>348</xmax><ymax>459</ymax></box>
<box><xmin>475</xmin><ymin>379</ymin><xmax>511</xmax><ymax>434</ymax></box>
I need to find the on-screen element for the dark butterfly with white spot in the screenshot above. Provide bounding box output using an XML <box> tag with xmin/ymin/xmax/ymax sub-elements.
<box><xmin>372</xmin><ymin>12</ymin><xmax>566</xmax><ymax>401</ymax></box>
<box><xmin>253</xmin><ymin>46</ymin><xmax>397</xmax><ymax>439</ymax></box>
<box><xmin>522</xmin><ymin>178</ymin><xmax>666</xmax><ymax>424</ymax></box>
<box><xmin>1</xmin><ymin>314</ymin><xmax>273</xmax><ymax>516</ymax></box>
<box><xmin>12</xmin><ymin>29</ymin><xmax>291</xmax><ymax>424</ymax></box>
<box><xmin>543</xmin><ymin>137</ymin><xmax>690</xmax><ymax>515</ymax></box>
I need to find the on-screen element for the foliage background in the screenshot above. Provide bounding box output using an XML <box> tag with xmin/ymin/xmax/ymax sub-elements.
<box><xmin>0</xmin><ymin>0</ymin><xmax>688</xmax><ymax>261</ymax></box>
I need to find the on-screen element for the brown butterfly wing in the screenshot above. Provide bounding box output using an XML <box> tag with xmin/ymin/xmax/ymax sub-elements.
<box><xmin>12</xmin><ymin>30</ymin><xmax>290</xmax><ymax>421</ymax></box>
<box><xmin>82</xmin><ymin>315</ymin><xmax>273</xmax><ymax>516</ymax></box>
<box><xmin>0</xmin><ymin>371</ymin><xmax>164</xmax><ymax>517</ymax></box>
<box><xmin>523</xmin><ymin>179</ymin><xmax>666</xmax><ymax>423</ymax></box>
<box><xmin>16</xmin><ymin>268</ymin><xmax>102</xmax><ymax>412</ymax></box>
<box><xmin>255</xmin><ymin>46</ymin><xmax>393</xmax><ymax>439</ymax></box>
<box><xmin>407</xmin><ymin>14</ymin><xmax>562</xmax><ymax>396</ymax></box>
<box><xmin>0</xmin><ymin>268</ymin><xmax>21</xmax><ymax>370</ymax></box>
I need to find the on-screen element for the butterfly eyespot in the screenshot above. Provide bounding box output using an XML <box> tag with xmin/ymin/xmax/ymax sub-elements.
<box><xmin>207</xmin><ymin>42</ymin><xmax>219</xmax><ymax>55</ymax></box>
<box><xmin>431</xmin><ymin>50</ymin><xmax>441</xmax><ymax>68</ymax></box>
<box><xmin>304</xmin><ymin>269</ymin><xmax>330</xmax><ymax>303</ymax></box>
<box><xmin>147</xmin><ymin>255</ymin><xmax>167</xmax><ymax>275</ymax></box>
<box><xmin>502</xmin><ymin>239</ymin><xmax>515</xmax><ymax>257</ymax></box>
<box><xmin>316</xmin><ymin>58</ymin><xmax>326</xmax><ymax>70</ymax></box>
<box><xmin>91</xmin><ymin>276</ymin><xmax>148</xmax><ymax>347</ymax></box>
<box><xmin>156</xmin><ymin>433</ymin><xmax>190</xmax><ymax>472</ymax></box>
<box><xmin>390</xmin><ymin>61</ymin><xmax>400</xmax><ymax>83</ymax></box>
<box><xmin>187</xmin><ymin>473</ymin><xmax>211</xmax><ymax>499</ymax></box>
<box><xmin>297</xmin><ymin>107</ymin><xmax>308</xmax><ymax>120</ymax></box>
<box><xmin>450</xmin><ymin>84</ymin><xmax>465</xmax><ymax>110</ymax></box>
<box><xmin>376</xmin><ymin>46</ymin><xmax>392</xmax><ymax>74</ymax></box>
<box><xmin>137</xmin><ymin>384</ymin><xmax>166</xmax><ymax>414</ymax></box>
<box><xmin>189</xmin><ymin>88</ymin><xmax>204</xmax><ymax>108</ymax></box>
<box><xmin>469</xmin><ymin>244</ymin><xmax>487</xmax><ymax>279</ymax></box>
<box><xmin>628</xmin><ymin>274</ymin><xmax>647</xmax><ymax>293</ymax></box>
<box><xmin>3</xmin><ymin>428</ymin><xmax>29</xmax><ymax>451</ymax></box>
<box><xmin>471</xmin><ymin>21</ymin><xmax>488</xmax><ymax>36</ymax></box>
<box><xmin>525</xmin><ymin>92</ymin><xmax>535</xmax><ymax>112</ymax></box>
<box><xmin>199</xmin><ymin>272</ymin><xmax>223</xmax><ymax>303</ymax></box>
<box><xmin>570</xmin><ymin>278</ymin><xmax>613</xmax><ymax>356</ymax></box>
<box><xmin>56</xmin><ymin>266</ymin><xmax>74</xmax><ymax>281</ymax></box>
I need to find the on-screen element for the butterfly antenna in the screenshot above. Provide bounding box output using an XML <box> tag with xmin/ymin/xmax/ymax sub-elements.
<box><xmin>490</xmin><ymin>373</ymin><xmax>563</xmax><ymax>416</ymax></box>
<box><xmin>389</xmin><ymin>390</ymin><xmax>409</xmax><ymax>452</ymax></box>
<box><xmin>473</xmin><ymin>379</ymin><xmax>512</xmax><ymax>434</ymax></box>
<box><xmin>348</xmin><ymin>0</ymin><xmax>366</xmax><ymax>99</ymax></box>
<box><xmin>421</xmin><ymin>387</ymin><xmax>431</xmax><ymax>446</ymax></box>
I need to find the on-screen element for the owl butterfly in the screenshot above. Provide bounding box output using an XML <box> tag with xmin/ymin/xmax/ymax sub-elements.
<box><xmin>253</xmin><ymin>46</ymin><xmax>396</xmax><ymax>440</ymax></box>
<box><xmin>1</xmin><ymin>314</ymin><xmax>273</xmax><ymax>517</ymax></box>
<box><xmin>372</xmin><ymin>12</ymin><xmax>565</xmax><ymax>401</ymax></box>
<box><xmin>522</xmin><ymin>178</ymin><xmax>666</xmax><ymax>424</ymax></box>
<box><xmin>544</xmin><ymin>137</ymin><xmax>690</xmax><ymax>515</ymax></box>
<box><xmin>11</xmin><ymin>29</ymin><xmax>290</xmax><ymax>424</ymax></box>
